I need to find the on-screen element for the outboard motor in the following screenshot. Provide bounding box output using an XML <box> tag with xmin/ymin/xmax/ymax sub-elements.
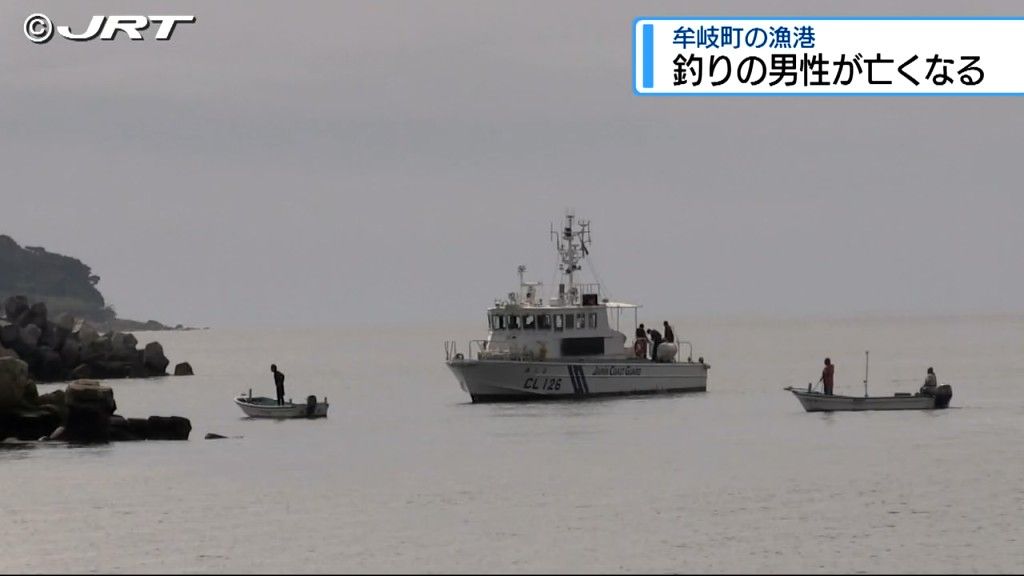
<box><xmin>305</xmin><ymin>395</ymin><xmax>318</xmax><ymax>417</ymax></box>
<box><xmin>933</xmin><ymin>385</ymin><xmax>953</xmax><ymax>409</ymax></box>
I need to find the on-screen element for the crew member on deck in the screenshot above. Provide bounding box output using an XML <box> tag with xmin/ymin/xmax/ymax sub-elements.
<box><xmin>819</xmin><ymin>358</ymin><xmax>835</xmax><ymax>395</ymax></box>
<box><xmin>271</xmin><ymin>364</ymin><xmax>286</xmax><ymax>405</ymax></box>
<box><xmin>920</xmin><ymin>367</ymin><xmax>938</xmax><ymax>396</ymax></box>
<box><xmin>647</xmin><ymin>328</ymin><xmax>663</xmax><ymax>362</ymax></box>
<box><xmin>663</xmin><ymin>321</ymin><xmax>675</xmax><ymax>344</ymax></box>
<box><xmin>634</xmin><ymin>323</ymin><xmax>648</xmax><ymax>359</ymax></box>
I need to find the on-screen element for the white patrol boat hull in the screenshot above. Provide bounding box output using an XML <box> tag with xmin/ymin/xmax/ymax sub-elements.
<box><xmin>447</xmin><ymin>359</ymin><xmax>708</xmax><ymax>403</ymax></box>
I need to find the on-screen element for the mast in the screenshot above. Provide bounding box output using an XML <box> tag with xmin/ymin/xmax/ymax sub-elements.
<box><xmin>863</xmin><ymin>350</ymin><xmax>869</xmax><ymax>398</ymax></box>
<box><xmin>550</xmin><ymin>211</ymin><xmax>591</xmax><ymax>304</ymax></box>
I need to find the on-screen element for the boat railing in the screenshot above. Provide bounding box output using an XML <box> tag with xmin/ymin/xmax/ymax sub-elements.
<box><xmin>449</xmin><ymin>337</ymin><xmax>701</xmax><ymax>364</ymax></box>
<box><xmin>444</xmin><ymin>340</ymin><xmax>460</xmax><ymax>361</ymax></box>
<box><xmin>672</xmin><ymin>340</ymin><xmax>694</xmax><ymax>363</ymax></box>
<box><xmin>446</xmin><ymin>339</ymin><xmax>539</xmax><ymax>361</ymax></box>
<box><xmin>469</xmin><ymin>339</ymin><xmax>542</xmax><ymax>361</ymax></box>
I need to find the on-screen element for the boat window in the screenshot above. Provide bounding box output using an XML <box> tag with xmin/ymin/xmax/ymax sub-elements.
<box><xmin>554</xmin><ymin>314</ymin><xmax>564</xmax><ymax>331</ymax></box>
<box><xmin>575</xmin><ymin>313</ymin><xmax>586</xmax><ymax>329</ymax></box>
<box><xmin>588</xmin><ymin>313</ymin><xmax>598</xmax><ymax>329</ymax></box>
<box><xmin>564</xmin><ymin>313</ymin><xmax>575</xmax><ymax>330</ymax></box>
<box><xmin>498</xmin><ymin>315</ymin><xmax>506</xmax><ymax>329</ymax></box>
<box><xmin>561</xmin><ymin>337</ymin><xmax>604</xmax><ymax>356</ymax></box>
<box><xmin>508</xmin><ymin>315</ymin><xmax>520</xmax><ymax>329</ymax></box>
<box><xmin>523</xmin><ymin>315</ymin><xmax>536</xmax><ymax>330</ymax></box>
<box><xmin>537</xmin><ymin>314</ymin><xmax>552</xmax><ymax>330</ymax></box>
<box><xmin>490</xmin><ymin>315</ymin><xmax>501</xmax><ymax>330</ymax></box>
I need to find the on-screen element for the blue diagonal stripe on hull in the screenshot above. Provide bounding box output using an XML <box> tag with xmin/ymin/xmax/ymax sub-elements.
<box><xmin>567</xmin><ymin>365</ymin><xmax>581</xmax><ymax>394</ymax></box>
<box><xmin>570</xmin><ymin>365</ymin><xmax>588</xmax><ymax>395</ymax></box>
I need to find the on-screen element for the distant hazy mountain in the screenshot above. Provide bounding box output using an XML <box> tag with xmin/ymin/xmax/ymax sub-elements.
<box><xmin>0</xmin><ymin>235</ymin><xmax>113</xmax><ymax>323</ymax></box>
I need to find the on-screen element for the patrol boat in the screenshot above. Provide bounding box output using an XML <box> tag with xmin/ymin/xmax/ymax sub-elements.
<box><xmin>444</xmin><ymin>213</ymin><xmax>709</xmax><ymax>403</ymax></box>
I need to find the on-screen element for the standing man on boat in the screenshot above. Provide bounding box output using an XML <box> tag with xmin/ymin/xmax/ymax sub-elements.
<box><xmin>634</xmin><ymin>323</ymin><xmax>648</xmax><ymax>359</ymax></box>
<box><xmin>819</xmin><ymin>358</ymin><xmax>835</xmax><ymax>395</ymax></box>
<box><xmin>271</xmin><ymin>364</ymin><xmax>286</xmax><ymax>405</ymax></box>
<box><xmin>663</xmin><ymin>321</ymin><xmax>675</xmax><ymax>344</ymax></box>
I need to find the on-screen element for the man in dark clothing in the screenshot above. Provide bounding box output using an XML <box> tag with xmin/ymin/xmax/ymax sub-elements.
<box><xmin>920</xmin><ymin>367</ymin><xmax>938</xmax><ymax>396</ymax></box>
<box><xmin>819</xmin><ymin>358</ymin><xmax>835</xmax><ymax>395</ymax></box>
<box><xmin>647</xmin><ymin>328</ymin><xmax>663</xmax><ymax>362</ymax></box>
<box><xmin>634</xmin><ymin>323</ymin><xmax>648</xmax><ymax>359</ymax></box>
<box><xmin>663</xmin><ymin>321</ymin><xmax>675</xmax><ymax>344</ymax></box>
<box><xmin>271</xmin><ymin>364</ymin><xmax>286</xmax><ymax>405</ymax></box>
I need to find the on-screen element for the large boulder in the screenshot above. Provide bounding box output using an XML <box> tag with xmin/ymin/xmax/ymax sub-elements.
<box><xmin>173</xmin><ymin>362</ymin><xmax>194</xmax><ymax>376</ymax></box>
<box><xmin>90</xmin><ymin>360</ymin><xmax>142</xmax><ymax>379</ymax></box>
<box><xmin>66</xmin><ymin>380</ymin><xmax>116</xmax><ymax>414</ymax></box>
<box><xmin>80</xmin><ymin>338</ymin><xmax>110</xmax><ymax>363</ymax></box>
<box><xmin>36</xmin><ymin>389</ymin><xmax>68</xmax><ymax>422</ymax></box>
<box><xmin>34</xmin><ymin>346</ymin><xmax>66</xmax><ymax>381</ymax></box>
<box><xmin>0</xmin><ymin>407</ymin><xmax>62</xmax><ymax>441</ymax></box>
<box><xmin>63</xmin><ymin>380</ymin><xmax>116</xmax><ymax>443</ymax></box>
<box><xmin>65</xmin><ymin>403</ymin><xmax>111</xmax><ymax>443</ymax></box>
<box><xmin>70</xmin><ymin>364</ymin><xmax>93</xmax><ymax>380</ymax></box>
<box><xmin>146</xmin><ymin>416</ymin><xmax>191</xmax><ymax>440</ymax></box>
<box><xmin>27</xmin><ymin>302</ymin><xmax>48</xmax><ymax>328</ymax></box>
<box><xmin>109</xmin><ymin>415</ymin><xmax>141</xmax><ymax>441</ymax></box>
<box><xmin>2</xmin><ymin>296</ymin><xmax>29</xmax><ymax>322</ymax></box>
<box><xmin>110</xmin><ymin>332</ymin><xmax>129</xmax><ymax>353</ymax></box>
<box><xmin>142</xmin><ymin>342</ymin><xmax>169</xmax><ymax>375</ymax></box>
<box><xmin>0</xmin><ymin>357</ymin><xmax>30</xmax><ymax>409</ymax></box>
<box><xmin>60</xmin><ymin>339</ymin><xmax>82</xmax><ymax>368</ymax></box>
<box><xmin>122</xmin><ymin>333</ymin><xmax>138</xmax><ymax>352</ymax></box>
<box><xmin>36</xmin><ymin>388</ymin><xmax>66</xmax><ymax>408</ymax></box>
<box><xmin>0</xmin><ymin>324</ymin><xmax>19</xmax><ymax>348</ymax></box>
<box><xmin>22</xmin><ymin>380</ymin><xmax>38</xmax><ymax>404</ymax></box>
<box><xmin>109</xmin><ymin>332</ymin><xmax>139</xmax><ymax>362</ymax></box>
<box><xmin>127</xmin><ymin>417</ymin><xmax>150</xmax><ymax>439</ymax></box>
<box><xmin>19</xmin><ymin>324</ymin><xmax>41</xmax><ymax>348</ymax></box>
<box><xmin>54</xmin><ymin>312</ymin><xmax>76</xmax><ymax>334</ymax></box>
<box><xmin>76</xmin><ymin>322</ymin><xmax>99</xmax><ymax>346</ymax></box>
<box><xmin>38</xmin><ymin>323</ymin><xmax>62</xmax><ymax>350</ymax></box>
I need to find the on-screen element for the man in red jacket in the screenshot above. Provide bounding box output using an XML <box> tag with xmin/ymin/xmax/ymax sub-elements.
<box><xmin>819</xmin><ymin>358</ymin><xmax>835</xmax><ymax>395</ymax></box>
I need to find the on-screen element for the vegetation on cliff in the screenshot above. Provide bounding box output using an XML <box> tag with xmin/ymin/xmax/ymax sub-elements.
<box><xmin>0</xmin><ymin>235</ymin><xmax>113</xmax><ymax>323</ymax></box>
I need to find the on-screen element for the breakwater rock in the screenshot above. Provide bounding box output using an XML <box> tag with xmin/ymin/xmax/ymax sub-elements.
<box><xmin>0</xmin><ymin>358</ymin><xmax>191</xmax><ymax>443</ymax></box>
<box><xmin>1</xmin><ymin>295</ymin><xmax>193</xmax><ymax>383</ymax></box>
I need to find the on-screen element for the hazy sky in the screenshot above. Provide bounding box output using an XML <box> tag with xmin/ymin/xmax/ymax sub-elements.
<box><xmin>2</xmin><ymin>1</ymin><xmax>1022</xmax><ymax>327</ymax></box>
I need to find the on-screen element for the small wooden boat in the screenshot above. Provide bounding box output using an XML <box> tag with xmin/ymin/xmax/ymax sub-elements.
<box><xmin>786</xmin><ymin>351</ymin><xmax>952</xmax><ymax>412</ymax></box>
<box><xmin>784</xmin><ymin>385</ymin><xmax>952</xmax><ymax>412</ymax></box>
<box><xmin>234</xmin><ymin>390</ymin><xmax>329</xmax><ymax>419</ymax></box>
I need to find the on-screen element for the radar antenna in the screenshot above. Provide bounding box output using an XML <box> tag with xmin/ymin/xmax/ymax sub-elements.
<box><xmin>550</xmin><ymin>211</ymin><xmax>591</xmax><ymax>297</ymax></box>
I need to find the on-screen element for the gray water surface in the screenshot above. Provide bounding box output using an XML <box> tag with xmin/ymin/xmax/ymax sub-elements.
<box><xmin>3</xmin><ymin>316</ymin><xmax>1023</xmax><ymax>573</ymax></box>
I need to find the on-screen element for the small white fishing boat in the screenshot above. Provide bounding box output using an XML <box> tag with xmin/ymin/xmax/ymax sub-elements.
<box><xmin>234</xmin><ymin>390</ymin><xmax>329</xmax><ymax>419</ymax></box>
<box><xmin>784</xmin><ymin>386</ymin><xmax>952</xmax><ymax>412</ymax></box>
<box><xmin>785</xmin><ymin>351</ymin><xmax>952</xmax><ymax>412</ymax></box>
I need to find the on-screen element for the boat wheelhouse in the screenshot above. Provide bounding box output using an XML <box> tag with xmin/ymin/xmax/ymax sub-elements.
<box><xmin>445</xmin><ymin>212</ymin><xmax>709</xmax><ymax>402</ymax></box>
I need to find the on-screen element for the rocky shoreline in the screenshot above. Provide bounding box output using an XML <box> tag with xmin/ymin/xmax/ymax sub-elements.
<box><xmin>0</xmin><ymin>359</ymin><xmax>191</xmax><ymax>442</ymax></box>
<box><xmin>0</xmin><ymin>295</ymin><xmax>193</xmax><ymax>382</ymax></box>
<box><xmin>1</xmin><ymin>295</ymin><xmax>194</xmax><ymax>443</ymax></box>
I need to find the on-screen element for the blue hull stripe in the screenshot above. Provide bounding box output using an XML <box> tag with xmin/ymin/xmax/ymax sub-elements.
<box><xmin>570</xmin><ymin>365</ymin><xmax>589</xmax><ymax>395</ymax></box>
<box><xmin>567</xmin><ymin>366</ymin><xmax>581</xmax><ymax>395</ymax></box>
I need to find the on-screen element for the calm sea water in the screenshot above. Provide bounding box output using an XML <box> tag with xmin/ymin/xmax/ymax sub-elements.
<box><xmin>3</xmin><ymin>315</ymin><xmax>1023</xmax><ymax>573</ymax></box>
